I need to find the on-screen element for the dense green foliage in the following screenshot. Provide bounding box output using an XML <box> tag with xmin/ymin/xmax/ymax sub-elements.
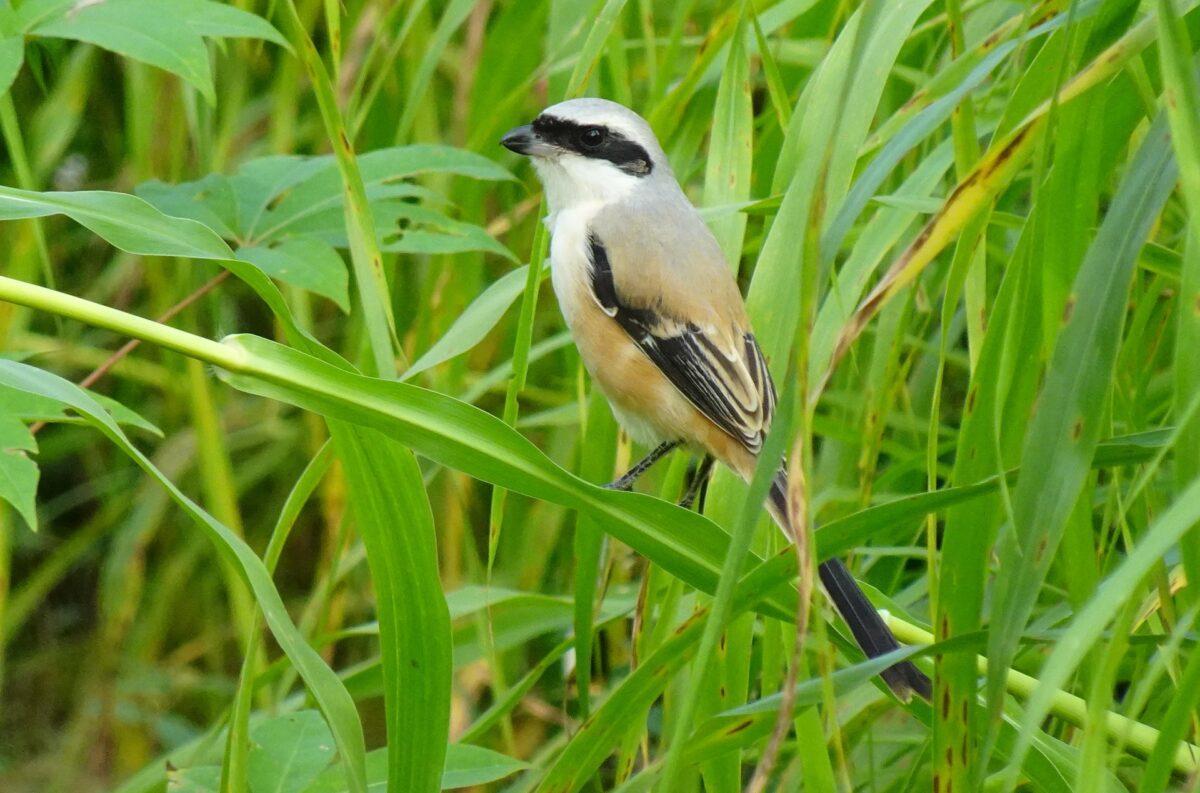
<box><xmin>2</xmin><ymin>0</ymin><xmax>1200</xmax><ymax>790</ymax></box>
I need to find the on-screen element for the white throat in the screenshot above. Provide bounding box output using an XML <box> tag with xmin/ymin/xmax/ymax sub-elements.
<box><xmin>534</xmin><ymin>156</ymin><xmax>642</xmax><ymax>224</ymax></box>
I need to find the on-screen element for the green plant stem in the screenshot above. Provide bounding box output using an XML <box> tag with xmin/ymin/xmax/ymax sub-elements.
<box><xmin>884</xmin><ymin>615</ymin><xmax>1200</xmax><ymax>774</ymax></box>
<box><xmin>0</xmin><ymin>276</ymin><xmax>237</xmax><ymax>367</ymax></box>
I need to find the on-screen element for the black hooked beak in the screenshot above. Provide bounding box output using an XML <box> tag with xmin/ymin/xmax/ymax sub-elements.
<box><xmin>500</xmin><ymin>124</ymin><xmax>537</xmax><ymax>155</ymax></box>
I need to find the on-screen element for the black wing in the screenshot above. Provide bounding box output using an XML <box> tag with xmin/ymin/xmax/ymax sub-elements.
<box><xmin>588</xmin><ymin>234</ymin><xmax>776</xmax><ymax>454</ymax></box>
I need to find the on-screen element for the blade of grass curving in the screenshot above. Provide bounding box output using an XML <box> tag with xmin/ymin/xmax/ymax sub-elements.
<box><xmin>746</xmin><ymin>0</ymin><xmax>933</xmax><ymax>371</ymax></box>
<box><xmin>403</xmin><ymin>264</ymin><xmax>533</xmax><ymax>380</ymax></box>
<box><xmin>985</xmin><ymin>115</ymin><xmax>1177</xmax><ymax>744</ymax></box>
<box><xmin>701</xmin><ymin>0</ymin><xmax>752</xmax><ymax>268</ymax></box>
<box><xmin>0</xmin><ymin>187</ymin><xmax>237</xmax><ymax>259</ymax></box>
<box><xmin>0</xmin><ymin>360</ymin><xmax>368</xmax><ymax>793</ymax></box>
<box><xmin>277</xmin><ymin>0</ymin><xmax>396</xmax><ymax>377</ymax></box>
<box><xmin>394</xmin><ymin>0</ymin><xmax>475</xmax><ymax>143</ymax></box>
<box><xmin>822</xmin><ymin>9</ymin><xmax>1072</xmax><ymax>262</ymax></box>
<box><xmin>824</xmin><ymin>6</ymin><xmax>1194</xmax><ymax>387</ymax></box>
<box><xmin>1156</xmin><ymin>0</ymin><xmax>1200</xmax><ymax>604</ymax></box>
<box><xmin>8</xmin><ymin>275</ymin><xmax>1188</xmax><ymax>779</ymax></box>
<box><xmin>0</xmin><ymin>274</ymin><xmax>771</xmax><ymax>617</ymax></box>
<box><xmin>222</xmin><ymin>441</ymin><xmax>335</xmax><ymax>793</ymax></box>
<box><xmin>1000</xmin><ymin>474</ymin><xmax>1200</xmax><ymax>783</ymax></box>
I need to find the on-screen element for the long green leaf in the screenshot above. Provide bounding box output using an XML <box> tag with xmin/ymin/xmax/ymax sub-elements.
<box><xmin>986</xmin><ymin>115</ymin><xmax>1177</xmax><ymax>734</ymax></box>
<box><xmin>0</xmin><ymin>359</ymin><xmax>368</xmax><ymax>793</ymax></box>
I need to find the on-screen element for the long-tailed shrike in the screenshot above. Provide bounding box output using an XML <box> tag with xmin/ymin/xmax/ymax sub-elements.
<box><xmin>501</xmin><ymin>98</ymin><xmax>929</xmax><ymax>701</ymax></box>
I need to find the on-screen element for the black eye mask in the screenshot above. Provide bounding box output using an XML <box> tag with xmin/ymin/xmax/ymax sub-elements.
<box><xmin>531</xmin><ymin>114</ymin><xmax>654</xmax><ymax>176</ymax></box>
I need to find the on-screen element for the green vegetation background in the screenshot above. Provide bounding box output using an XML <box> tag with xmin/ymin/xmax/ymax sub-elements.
<box><xmin>2</xmin><ymin>0</ymin><xmax>1200</xmax><ymax>791</ymax></box>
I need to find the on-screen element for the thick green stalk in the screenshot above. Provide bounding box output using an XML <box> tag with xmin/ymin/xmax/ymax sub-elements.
<box><xmin>886</xmin><ymin>616</ymin><xmax>1200</xmax><ymax>774</ymax></box>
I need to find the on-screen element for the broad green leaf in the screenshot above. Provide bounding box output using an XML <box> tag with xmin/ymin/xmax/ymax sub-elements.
<box><xmin>404</xmin><ymin>265</ymin><xmax>531</xmax><ymax>379</ymax></box>
<box><xmin>214</xmin><ymin>333</ymin><xmax>796</xmax><ymax>623</ymax></box>
<box><xmin>332</xmin><ymin>427</ymin><xmax>452</xmax><ymax>793</ymax></box>
<box><xmin>379</xmin><ymin>205</ymin><xmax>516</xmax><ymax>261</ymax></box>
<box><xmin>258</xmin><ymin>146</ymin><xmax>512</xmax><ymax>240</ymax></box>
<box><xmin>237</xmin><ymin>239</ymin><xmax>350</xmax><ymax>312</ymax></box>
<box><xmin>439</xmin><ymin>744</ymin><xmax>530</xmax><ymax>789</ymax></box>
<box><xmin>0</xmin><ymin>381</ymin><xmax>161</xmax><ymax>532</ymax></box>
<box><xmin>0</xmin><ymin>186</ymin><xmax>233</xmax><ymax>259</ymax></box>
<box><xmin>136</xmin><ymin>175</ymin><xmax>242</xmax><ymax>240</ymax></box>
<box><xmin>29</xmin><ymin>0</ymin><xmax>285</xmax><ymax>103</ymax></box>
<box><xmin>177</xmin><ymin>0</ymin><xmax>288</xmax><ymax>48</ymax></box>
<box><xmin>168</xmin><ymin>765</ymin><xmax>222</xmax><ymax>792</ymax></box>
<box><xmin>306</xmin><ymin>743</ymin><xmax>528</xmax><ymax>792</ymax></box>
<box><xmin>0</xmin><ymin>360</ymin><xmax>368</xmax><ymax>793</ymax></box>
<box><xmin>0</xmin><ymin>35</ymin><xmax>22</xmax><ymax>97</ymax></box>
<box><xmin>248</xmin><ymin>711</ymin><xmax>336</xmax><ymax>793</ymax></box>
<box><xmin>0</xmin><ymin>414</ymin><xmax>37</xmax><ymax>531</ymax></box>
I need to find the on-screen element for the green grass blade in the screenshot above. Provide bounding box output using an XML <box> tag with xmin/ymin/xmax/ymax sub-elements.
<box><xmin>985</xmin><ymin>115</ymin><xmax>1177</xmax><ymax>743</ymax></box>
<box><xmin>333</xmin><ymin>427</ymin><xmax>452</xmax><ymax>793</ymax></box>
<box><xmin>1156</xmin><ymin>0</ymin><xmax>1200</xmax><ymax>605</ymax></box>
<box><xmin>1003</xmin><ymin>473</ymin><xmax>1200</xmax><ymax>782</ymax></box>
<box><xmin>277</xmin><ymin>0</ymin><xmax>397</xmax><ymax>377</ymax></box>
<box><xmin>701</xmin><ymin>1</ymin><xmax>752</xmax><ymax>268</ymax></box>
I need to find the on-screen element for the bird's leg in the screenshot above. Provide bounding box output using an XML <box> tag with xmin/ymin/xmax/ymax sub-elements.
<box><xmin>678</xmin><ymin>455</ymin><xmax>715</xmax><ymax>510</ymax></box>
<box><xmin>604</xmin><ymin>440</ymin><xmax>681</xmax><ymax>491</ymax></box>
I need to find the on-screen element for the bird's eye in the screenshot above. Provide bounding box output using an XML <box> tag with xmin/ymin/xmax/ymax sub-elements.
<box><xmin>580</xmin><ymin>127</ymin><xmax>605</xmax><ymax>148</ymax></box>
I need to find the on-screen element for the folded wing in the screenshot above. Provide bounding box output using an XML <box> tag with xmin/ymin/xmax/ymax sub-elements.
<box><xmin>587</xmin><ymin>234</ymin><xmax>775</xmax><ymax>454</ymax></box>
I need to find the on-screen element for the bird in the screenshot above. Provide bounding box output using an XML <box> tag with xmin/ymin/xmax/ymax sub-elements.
<box><xmin>500</xmin><ymin>98</ymin><xmax>930</xmax><ymax>702</ymax></box>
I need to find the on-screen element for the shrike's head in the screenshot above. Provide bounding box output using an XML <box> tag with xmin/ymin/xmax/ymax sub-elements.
<box><xmin>501</xmin><ymin>98</ymin><xmax>673</xmax><ymax>211</ymax></box>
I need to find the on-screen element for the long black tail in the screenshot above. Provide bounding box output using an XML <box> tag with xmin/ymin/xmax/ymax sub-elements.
<box><xmin>768</xmin><ymin>473</ymin><xmax>931</xmax><ymax>702</ymax></box>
